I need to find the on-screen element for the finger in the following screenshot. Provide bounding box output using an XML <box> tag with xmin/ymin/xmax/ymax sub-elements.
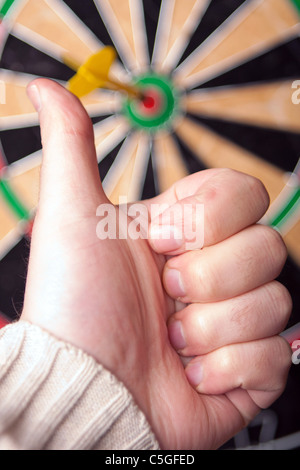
<box><xmin>168</xmin><ymin>281</ymin><xmax>292</xmax><ymax>356</ymax></box>
<box><xmin>26</xmin><ymin>79</ymin><xmax>107</xmax><ymax>221</ymax></box>
<box><xmin>163</xmin><ymin>224</ymin><xmax>287</xmax><ymax>303</ymax></box>
<box><xmin>185</xmin><ymin>336</ymin><xmax>292</xmax><ymax>408</ymax></box>
<box><xmin>148</xmin><ymin>169</ymin><xmax>269</xmax><ymax>254</ymax></box>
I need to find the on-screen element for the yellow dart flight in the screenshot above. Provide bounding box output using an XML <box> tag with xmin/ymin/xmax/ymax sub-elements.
<box><xmin>66</xmin><ymin>47</ymin><xmax>140</xmax><ymax>99</ymax></box>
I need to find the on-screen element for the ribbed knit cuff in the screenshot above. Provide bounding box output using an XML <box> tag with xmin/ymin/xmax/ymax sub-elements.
<box><xmin>0</xmin><ymin>321</ymin><xmax>160</xmax><ymax>450</ymax></box>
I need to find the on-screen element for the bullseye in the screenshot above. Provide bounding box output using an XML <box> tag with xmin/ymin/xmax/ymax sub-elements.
<box><xmin>122</xmin><ymin>73</ymin><xmax>178</xmax><ymax>131</ymax></box>
<box><xmin>139</xmin><ymin>88</ymin><xmax>164</xmax><ymax>116</ymax></box>
<box><xmin>142</xmin><ymin>95</ymin><xmax>155</xmax><ymax>109</ymax></box>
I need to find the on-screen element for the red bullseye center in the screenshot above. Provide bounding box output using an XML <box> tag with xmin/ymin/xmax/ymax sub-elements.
<box><xmin>143</xmin><ymin>95</ymin><xmax>156</xmax><ymax>109</ymax></box>
<box><xmin>139</xmin><ymin>88</ymin><xmax>164</xmax><ymax>116</ymax></box>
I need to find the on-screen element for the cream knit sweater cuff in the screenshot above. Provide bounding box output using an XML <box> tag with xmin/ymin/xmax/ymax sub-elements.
<box><xmin>0</xmin><ymin>321</ymin><xmax>160</xmax><ymax>450</ymax></box>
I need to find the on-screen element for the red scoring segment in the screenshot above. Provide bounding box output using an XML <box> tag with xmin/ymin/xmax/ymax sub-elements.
<box><xmin>0</xmin><ymin>314</ymin><xmax>9</xmax><ymax>328</ymax></box>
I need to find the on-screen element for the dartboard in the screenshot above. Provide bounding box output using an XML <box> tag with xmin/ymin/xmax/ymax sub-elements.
<box><xmin>0</xmin><ymin>0</ymin><xmax>300</xmax><ymax>449</ymax></box>
<box><xmin>0</xmin><ymin>0</ymin><xmax>300</xmax><ymax>307</ymax></box>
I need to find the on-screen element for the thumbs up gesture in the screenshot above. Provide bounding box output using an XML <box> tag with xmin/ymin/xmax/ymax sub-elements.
<box><xmin>22</xmin><ymin>79</ymin><xmax>291</xmax><ymax>450</ymax></box>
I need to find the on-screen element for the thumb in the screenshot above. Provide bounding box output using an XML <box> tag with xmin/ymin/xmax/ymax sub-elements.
<box><xmin>26</xmin><ymin>78</ymin><xmax>107</xmax><ymax>222</ymax></box>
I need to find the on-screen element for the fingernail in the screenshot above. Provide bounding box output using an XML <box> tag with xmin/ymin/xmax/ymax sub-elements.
<box><xmin>150</xmin><ymin>225</ymin><xmax>182</xmax><ymax>252</ymax></box>
<box><xmin>168</xmin><ymin>320</ymin><xmax>186</xmax><ymax>351</ymax></box>
<box><xmin>164</xmin><ymin>268</ymin><xmax>186</xmax><ymax>299</ymax></box>
<box><xmin>27</xmin><ymin>84</ymin><xmax>41</xmax><ymax>112</ymax></box>
<box><xmin>185</xmin><ymin>361</ymin><xmax>203</xmax><ymax>387</ymax></box>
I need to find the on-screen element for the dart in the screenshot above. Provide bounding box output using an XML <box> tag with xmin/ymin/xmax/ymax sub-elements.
<box><xmin>65</xmin><ymin>46</ymin><xmax>142</xmax><ymax>99</ymax></box>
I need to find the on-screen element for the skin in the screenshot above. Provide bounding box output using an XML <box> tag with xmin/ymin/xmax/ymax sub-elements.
<box><xmin>22</xmin><ymin>79</ymin><xmax>292</xmax><ymax>450</ymax></box>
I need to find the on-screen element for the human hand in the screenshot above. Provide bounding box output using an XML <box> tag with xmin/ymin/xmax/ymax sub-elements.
<box><xmin>22</xmin><ymin>79</ymin><xmax>292</xmax><ymax>450</ymax></box>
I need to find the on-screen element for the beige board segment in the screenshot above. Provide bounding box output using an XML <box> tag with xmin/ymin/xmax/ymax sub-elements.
<box><xmin>8</xmin><ymin>162</ymin><xmax>41</xmax><ymax>211</ymax></box>
<box><xmin>94</xmin><ymin>0</ymin><xmax>149</xmax><ymax>73</ymax></box>
<box><xmin>0</xmin><ymin>193</ymin><xmax>19</xmax><ymax>240</ymax></box>
<box><xmin>0</xmin><ymin>71</ymin><xmax>36</xmax><ymax>128</ymax></box>
<box><xmin>153</xmin><ymin>130</ymin><xmax>189</xmax><ymax>193</ymax></box>
<box><xmin>284</xmin><ymin>221</ymin><xmax>300</xmax><ymax>266</ymax></box>
<box><xmin>175</xmin><ymin>117</ymin><xmax>285</xmax><ymax>203</ymax></box>
<box><xmin>82</xmin><ymin>91</ymin><xmax>122</xmax><ymax>117</ymax></box>
<box><xmin>175</xmin><ymin>0</ymin><xmax>300</xmax><ymax>88</ymax></box>
<box><xmin>105</xmin><ymin>140</ymin><xmax>139</xmax><ymax>204</ymax></box>
<box><xmin>153</xmin><ymin>0</ymin><xmax>210</xmax><ymax>72</ymax></box>
<box><xmin>104</xmin><ymin>132</ymin><xmax>150</xmax><ymax>204</ymax></box>
<box><xmin>13</xmin><ymin>0</ymin><xmax>100</xmax><ymax>65</ymax></box>
<box><xmin>184</xmin><ymin>81</ymin><xmax>300</xmax><ymax>133</ymax></box>
<box><xmin>94</xmin><ymin>116</ymin><xmax>130</xmax><ymax>165</ymax></box>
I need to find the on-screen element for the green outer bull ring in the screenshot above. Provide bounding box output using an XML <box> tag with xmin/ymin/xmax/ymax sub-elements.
<box><xmin>121</xmin><ymin>73</ymin><xmax>180</xmax><ymax>132</ymax></box>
